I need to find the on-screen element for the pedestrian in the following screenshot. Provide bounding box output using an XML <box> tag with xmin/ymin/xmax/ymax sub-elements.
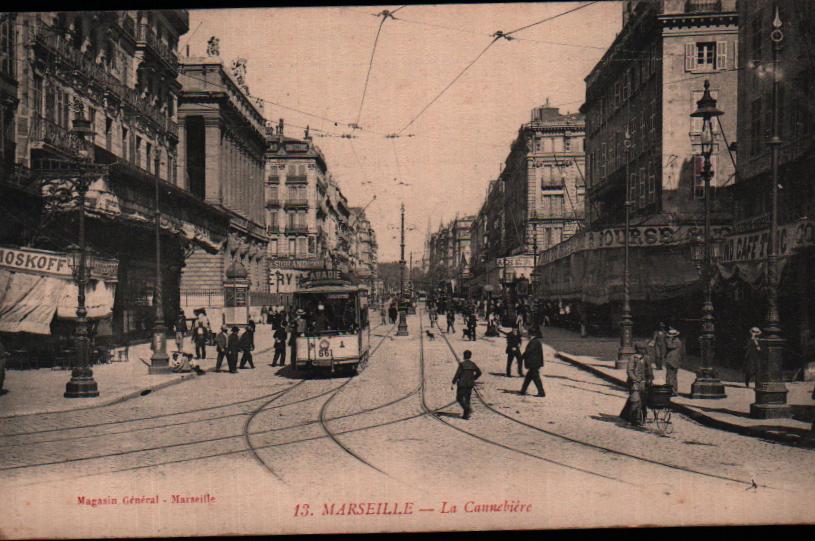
<box><xmin>446</xmin><ymin>310</ymin><xmax>455</xmax><ymax>334</ymax></box>
<box><xmin>652</xmin><ymin>322</ymin><xmax>667</xmax><ymax>370</ymax></box>
<box><xmin>380</xmin><ymin>304</ymin><xmax>387</xmax><ymax>325</ymax></box>
<box><xmin>226</xmin><ymin>326</ymin><xmax>240</xmax><ymax>373</ymax></box>
<box><xmin>260</xmin><ymin>305</ymin><xmax>268</xmax><ymax>326</ymax></box>
<box><xmin>520</xmin><ymin>327</ymin><xmax>546</xmax><ymax>397</ymax></box>
<box><xmin>499</xmin><ymin>327</ymin><xmax>523</xmax><ymax>377</ymax></box>
<box><xmin>451</xmin><ymin>350</ymin><xmax>482</xmax><ymax>420</ymax></box>
<box><xmin>744</xmin><ymin>327</ymin><xmax>762</xmax><ymax>388</ymax></box>
<box><xmin>620</xmin><ymin>343</ymin><xmax>653</xmax><ymax>426</ymax></box>
<box><xmin>239</xmin><ymin>326</ymin><xmax>255</xmax><ymax>369</ymax></box>
<box><xmin>273</xmin><ymin>323</ymin><xmax>287</xmax><ymax>367</ymax></box>
<box><xmin>214</xmin><ymin>325</ymin><xmax>228</xmax><ymax>372</ymax></box>
<box><xmin>388</xmin><ymin>303</ymin><xmax>398</xmax><ymax>324</ymax></box>
<box><xmin>467</xmin><ymin>312</ymin><xmax>477</xmax><ymax>341</ymax></box>
<box><xmin>197</xmin><ymin>309</ymin><xmax>212</xmax><ymax>345</ymax></box>
<box><xmin>174</xmin><ymin>311</ymin><xmax>187</xmax><ymax>352</ymax></box>
<box><xmin>664</xmin><ymin>328</ymin><xmax>682</xmax><ymax>396</ymax></box>
<box><xmin>193</xmin><ymin>319</ymin><xmax>208</xmax><ymax>360</ymax></box>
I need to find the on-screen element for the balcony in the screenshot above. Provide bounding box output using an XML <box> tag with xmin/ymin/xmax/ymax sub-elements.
<box><xmin>285</xmin><ymin>225</ymin><xmax>309</xmax><ymax>235</ymax></box>
<box><xmin>286</xmin><ymin>175</ymin><xmax>308</xmax><ymax>184</ymax></box>
<box><xmin>684</xmin><ymin>0</ymin><xmax>722</xmax><ymax>13</ymax></box>
<box><xmin>284</xmin><ymin>198</ymin><xmax>309</xmax><ymax>209</ymax></box>
<box><xmin>30</xmin><ymin>115</ymin><xmax>93</xmax><ymax>158</ymax></box>
<box><xmin>266</xmin><ymin>197</ymin><xmax>282</xmax><ymax>207</ymax></box>
<box><xmin>137</xmin><ymin>24</ymin><xmax>179</xmax><ymax>73</ymax></box>
<box><xmin>31</xmin><ymin>24</ymin><xmax>178</xmax><ymax>139</ymax></box>
<box><xmin>266</xmin><ymin>224</ymin><xmax>281</xmax><ymax>235</ymax></box>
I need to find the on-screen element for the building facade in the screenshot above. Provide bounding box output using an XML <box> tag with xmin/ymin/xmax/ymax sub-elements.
<box><xmin>720</xmin><ymin>0</ymin><xmax>815</xmax><ymax>369</ymax></box>
<box><xmin>1</xmin><ymin>10</ymin><xmax>230</xmax><ymax>342</ymax></box>
<box><xmin>533</xmin><ymin>0</ymin><xmax>739</xmax><ymax>337</ymax></box>
<box><xmin>177</xmin><ymin>49</ymin><xmax>269</xmax><ymax>317</ymax></box>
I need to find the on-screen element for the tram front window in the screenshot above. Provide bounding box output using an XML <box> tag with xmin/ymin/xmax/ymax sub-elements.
<box><xmin>299</xmin><ymin>294</ymin><xmax>358</xmax><ymax>335</ymax></box>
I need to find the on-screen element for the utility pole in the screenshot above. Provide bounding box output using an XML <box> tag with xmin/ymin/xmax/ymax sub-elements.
<box><xmin>397</xmin><ymin>203</ymin><xmax>409</xmax><ymax>336</ymax></box>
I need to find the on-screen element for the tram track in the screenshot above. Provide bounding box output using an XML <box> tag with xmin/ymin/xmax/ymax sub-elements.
<box><xmin>418</xmin><ymin>311</ymin><xmax>630</xmax><ymax>484</ymax></box>
<box><xmin>432</xmin><ymin>311</ymin><xmax>763</xmax><ymax>490</ymax></box>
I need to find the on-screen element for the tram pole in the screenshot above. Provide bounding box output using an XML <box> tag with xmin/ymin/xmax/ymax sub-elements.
<box><xmin>397</xmin><ymin>203</ymin><xmax>409</xmax><ymax>336</ymax></box>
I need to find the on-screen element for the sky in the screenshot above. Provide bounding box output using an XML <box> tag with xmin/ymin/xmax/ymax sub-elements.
<box><xmin>184</xmin><ymin>2</ymin><xmax>622</xmax><ymax>262</ymax></box>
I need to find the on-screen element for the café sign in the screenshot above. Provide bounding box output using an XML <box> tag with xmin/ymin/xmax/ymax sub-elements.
<box><xmin>719</xmin><ymin>219</ymin><xmax>815</xmax><ymax>263</ymax></box>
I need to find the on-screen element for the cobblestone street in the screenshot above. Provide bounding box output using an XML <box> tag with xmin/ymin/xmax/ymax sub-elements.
<box><xmin>2</xmin><ymin>310</ymin><xmax>813</xmax><ymax>536</ymax></box>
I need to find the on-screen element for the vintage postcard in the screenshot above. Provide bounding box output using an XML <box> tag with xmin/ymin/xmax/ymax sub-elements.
<box><xmin>1</xmin><ymin>2</ymin><xmax>814</xmax><ymax>538</ymax></box>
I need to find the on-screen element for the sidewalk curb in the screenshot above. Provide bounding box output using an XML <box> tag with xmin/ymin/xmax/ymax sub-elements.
<box><xmin>555</xmin><ymin>351</ymin><xmax>814</xmax><ymax>448</ymax></box>
<box><xmin>0</xmin><ymin>371</ymin><xmax>198</xmax><ymax>419</ymax></box>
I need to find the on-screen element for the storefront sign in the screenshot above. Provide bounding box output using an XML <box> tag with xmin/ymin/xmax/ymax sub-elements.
<box><xmin>270</xmin><ymin>269</ymin><xmax>304</xmax><ymax>294</ymax></box>
<box><xmin>719</xmin><ymin>219</ymin><xmax>815</xmax><ymax>263</ymax></box>
<box><xmin>269</xmin><ymin>258</ymin><xmax>324</xmax><ymax>270</ymax></box>
<box><xmin>539</xmin><ymin>224</ymin><xmax>733</xmax><ymax>266</ymax></box>
<box><xmin>0</xmin><ymin>246</ymin><xmax>118</xmax><ymax>281</ymax></box>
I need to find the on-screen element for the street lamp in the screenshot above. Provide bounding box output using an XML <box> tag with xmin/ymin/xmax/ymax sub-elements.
<box><xmin>751</xmin><ymin>6</ymin><xmax>791</xmax><ymax>418</ymax></box>
<box><xmin>149</xmin><ymin>151</ymin><xmax>170</xmax><ymax>374</ymax></box>
<box><xmin>396</xmin><ymin>203</ymin><xmax>409</xmax><ymax>336</ymax></box>
<box><xmin>617</xmin><ymin>116</ymin><xmax>634</xmax><ymax>369</ymax></box>
<box><xmin>64</xmin><ymin>100</ymin><xmax>99</xmax><ymax>398</ymax></box>
<box><xmin>689</xmin><ymin>79</ymin><xmax>726</xmax><ymax>399</ymax></box>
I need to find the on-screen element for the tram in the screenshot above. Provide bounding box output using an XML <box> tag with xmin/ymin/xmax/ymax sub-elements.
<box><xmin>292</xmin><ymin>269</ymin><xmax>371</xmax><ymax>375</ymax></box>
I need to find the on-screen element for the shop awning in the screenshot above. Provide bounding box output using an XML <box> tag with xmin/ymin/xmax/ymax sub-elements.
<box><xmin>535</xmin><ymin>245</ymin><xmax>700</xmax><ymax>305</ymax></box>
<box><xmin>0</xmin><ymin>270</ymin><xmax>116</xmax><ymax>335</ymax></box>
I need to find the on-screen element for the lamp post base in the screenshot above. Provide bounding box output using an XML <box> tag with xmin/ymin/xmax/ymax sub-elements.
<box><xmin>690</xmin><ymin>368</ymin><xmax>726</xmax><ymax>399</ymax></box>
<box><xmin>750</xmin><ymin>382</ymin><xmax>791</xmax><ymax>419</ymax></box>
<box><xmin>396</xmin><ymin>310</ymin><xmax>409</xmax><ymax>336</ymax></box>
<box><xmin>64</xmin><ymin>368</ymin><xmax>99</xmax><ymax>398</ymax></box>
<box><xmin>615</xmin><ymin>346</ymin><xmax>634</xmax><ymax>370</ymax></box>
<box><xmin>148</xmin><ymin>329</ymin><xmax>172</xmax><ymax>375</ymax></box>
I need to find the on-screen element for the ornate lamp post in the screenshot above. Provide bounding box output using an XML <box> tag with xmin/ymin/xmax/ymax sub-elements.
<box><xmin>149</xmin><ymin>152</ymin><xmax>170</xmax><ymax>374</ymax></box>
<box><xmin>752</xmin><ymin>7</ymin><xmax>791</xmax><ymax>418</ymax></box>
<box><xmin>617</xmin><ymin>119</ymin><xmax>634</xmax><ymax>369</ymax></box>
<box><xmin>64</xmin><ymin>101</ymin><xmax>99</xmax><ymax>398</ymax></box>
<box><xmin>689</xmin><ymin>79</ymin><xmax>726</xmax><ymax>399</ymax></box>
<box><xmin>397</xmin><ymin>203</ymin><xmax>409</xmax><ymax>336</ymax></box>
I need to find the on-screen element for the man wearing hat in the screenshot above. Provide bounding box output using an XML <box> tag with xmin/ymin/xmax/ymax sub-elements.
<box><xmin>451</xmin><ymin>350</ymin><xmax>482</xmax><ymax>419</ymax></box>
<box><xmin>620</xmin><ymin>343</ymin><xmax>654</xmax><ymax>426</ymax></box>
<box><xmin>664</xmin><ymin>328</ymin><xmax>683</xmax><ymax>396</ymax></box>
<box><xmin>744</xmin><ymin>327</ymin><xmax>762</xmax><ymax>388</ymax></box>
<box><xmin>226</xmin><ymin>326</ymin><xmax>241</xmax><ymax>374</ymax></box>
<box><xmin>651</xmin><ymin>322</ymin><xmax>668</xmax><ymax>370</ymax></box>
<box><xmin>214</xmin><ymin>325</ymin><xmax>229</xmax><ymax>372</ymax></box>
<box><xmin>272</xmin><ymin>321</ymin><xmax>288</xmax><ymax>367</ymax></box>
<box><xmin>520</xmin><ymin>326</ymin><xmax>546</xmax><ymax>397</ymax></box>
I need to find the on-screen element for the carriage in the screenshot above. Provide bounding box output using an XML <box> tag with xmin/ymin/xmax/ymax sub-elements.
<box><xmin>292</xmin><ymin>270</ymin><xmax>370</xmax><ymax>375</ymax></box>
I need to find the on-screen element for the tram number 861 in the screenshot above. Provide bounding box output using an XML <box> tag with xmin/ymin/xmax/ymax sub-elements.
<box><xmin>318</xmin><ymin>347</ymin><xmax>333</xmax><ymax>358</ymax></box>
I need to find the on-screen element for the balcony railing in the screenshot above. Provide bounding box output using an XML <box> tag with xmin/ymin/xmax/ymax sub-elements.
<box><xmin>286</xmin><ymin>175</ymin><xmax>308</xmax><ymax>184</ymax></box>
<box><xmin>32</xmin><ymin>24</ymin><xmax>177</xmax><ymax>139</ymax></box>
<box><xmin>266</xmin><ymin>197</ymin><xmax>282</xmax><ymax>207</ymax></box>
<box><xmin>685</xmin><ymin>0</ymin><xmax>722</xmax><ymax>13</ymax></box>
<box><xmin>266</xmin><ymin>224</ymin><xmax>281</xmax><ymax>235</ymax></box>
<box><xmin>30</xmin><ymin>115</ymin><xmax>93</xmax><ymax>157</ymax></box>
<box><xmin>285</xmin><ymin>225</ymin><xmax>309</xmax><ymax>235</ymax></box>
<box><xmin>284</xmin><ymin>198</ymin><xmax>309</xmax><ymax>208</ymax></box>
<box><xmin>137</xmin><ymin>24</ymin><xmax>179</xmax><ymax>72</ymax></box>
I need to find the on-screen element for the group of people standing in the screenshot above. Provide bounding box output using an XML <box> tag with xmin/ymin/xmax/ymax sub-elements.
<box><xmin>172</xmin><ymin>309</ymin><xmax>257</xmax><ymax>374</ymax></box>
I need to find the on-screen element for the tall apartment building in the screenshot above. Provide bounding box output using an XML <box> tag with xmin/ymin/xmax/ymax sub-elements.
<box><xmin>534</xmin><ymin>0</ymin><xmax>738</xmax><ymax>336</ymax></box>
<box><xmin>1</xmin><ymin>11</ymin><xmax>230</xmax><ymax>339</ymax></box>
<box><xmin>721</xmin><ymin>0</ymin><xmax>815</xmax><ymax>364</ymax></box>
<box><xmin>468</xmin><ymin>103</ymin><xmax>585</xmax><ymax>297</ymax></box>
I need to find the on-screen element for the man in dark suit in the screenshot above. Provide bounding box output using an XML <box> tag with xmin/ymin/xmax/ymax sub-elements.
<box><xmin>214</xmin><ymin>325</ymin><xmax>228</xmax><ymax>372</ymax></box>
<box><xmin>239</xmin><ymin>326</ymin><xmax>255</xmax><ymax>369</ymax></box>
<box><xmin>272</xmin><ymin>324</ymin><xmax>287</xmax><ymax>367</ymax></box>
<box><xmin>520</xmin><ymin>327</ymin><xmax>546</xmax><ymax>397</ymax></box>
<box><xmin>226</xmin><ymin>326</ymin><xmax>241</xmax><ymax>373</ymax></box>
<box><xmin>499</xmin><ymin>327</ymin><xmax>523</xmax><ymax>377</ymax></box>
<box><xmin>451</xmin><ymin>350</ymin><xmax>482</xmax><ymax>419</ymax></box>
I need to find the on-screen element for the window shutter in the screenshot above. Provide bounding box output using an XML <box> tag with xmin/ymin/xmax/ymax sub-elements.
<box><xmin>717</xmin><ymin>41</ymin><xmax>727</xmax><ymax>70</ymax></box>
<box><xmin>685</xmin><ymin>43</ymin><xmax>695</xmax><ymax>71</ymax></box>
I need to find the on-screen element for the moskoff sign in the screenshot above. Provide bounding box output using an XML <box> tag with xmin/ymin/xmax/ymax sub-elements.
<box><xmin>0</xmin><ymin>246</ymin><xmax>118</xmax><ymax>281</ymax></box>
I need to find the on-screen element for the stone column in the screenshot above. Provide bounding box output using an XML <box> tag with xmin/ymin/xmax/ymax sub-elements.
<box><xmin>203</xmin><ymin>116</ymin><xmax>222</xmax><ymax>205</ymax></box>
<box><xmin>177</xmin><ymin>115</ymin><xmax>187</xmax><ymax>190</ymax></box>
